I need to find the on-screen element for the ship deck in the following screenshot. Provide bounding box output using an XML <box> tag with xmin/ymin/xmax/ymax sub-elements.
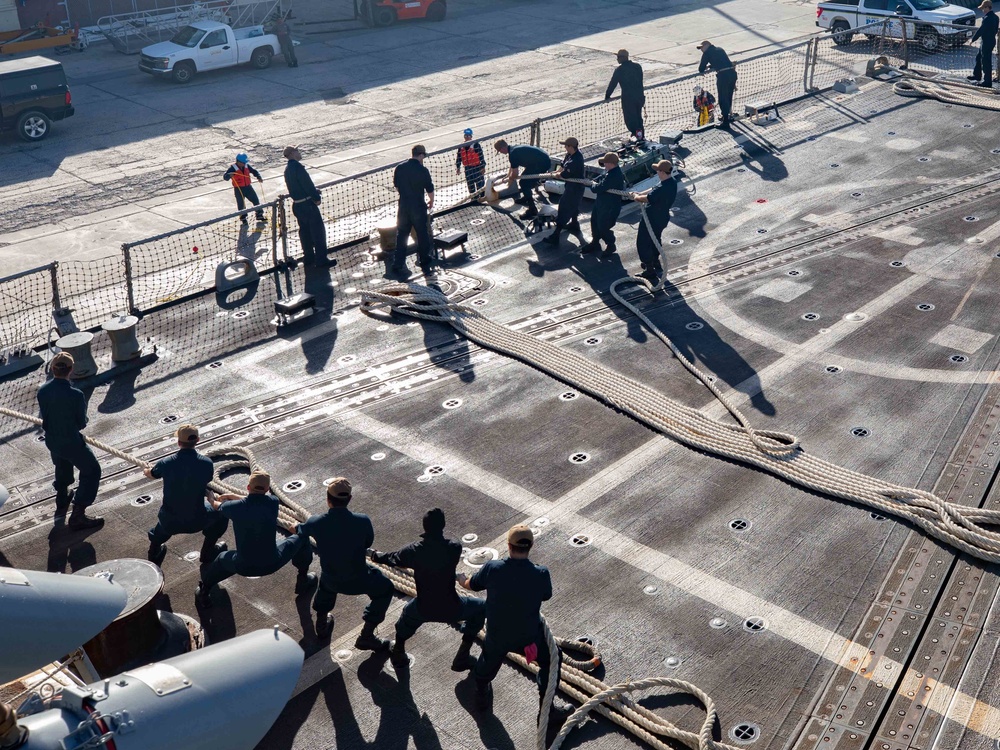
<box><xmin>4</xmin><ymin>80</ymin><xmax>1000</xmax><ymax>750</ymax></box>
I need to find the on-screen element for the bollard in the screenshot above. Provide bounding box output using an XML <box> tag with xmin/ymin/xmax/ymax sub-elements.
<box><xmin>102</xmin><ymin>314</ymin><xmax>141</xmax><ymax>362</ymax></box>
<box><xmin>55</xmin><ymin>331</ymin><xmax>97</xmax><ymax>378</ymax></box>
<box><xmin>75</xmin><ymin>559</ymin><xmax>167</xmax><ymax>676</ymax></box>
<box><xmin>376</xmin><ymin>218</ymin><xmax>397</xmax><ymax>253</ymax></box>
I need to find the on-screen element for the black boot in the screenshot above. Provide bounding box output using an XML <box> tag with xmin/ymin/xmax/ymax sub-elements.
<box><xmin>537</xmin><ymin>696</ymin><xmax>575</xmax><ymax>730</ymax></box>
<box><xmin>195</xmin><ymin>581</ymin><xmax>213</xmax><ymax>608</ymax></box>
<box><xmin>389</xmin><ymin>638</ymin><xmax>409</xmax><ymax>666</ymax></box>
<box><xmin>475</xmin><ymin>679</ymin><xmax>493</xmax><ymax>711</ymax></box>
<box><xmin>354</xmin><ymin>622</ymin><xmax>390</xmax><ymax>652</ymax></box>
<box><xmin>580</xmin><ymin>241</ymin><xmax>599</xmax><ymax>255</ymax></box>
<box><xmin>541</xmin><ymin>229</ymin><xmax>561</xmax><ymax>245</ymax></box>
<box><xmin>316</xmin><ymin>612</ymin><xmax>333</xmax><ymax>639</ymax></box>
<box><xmin>148</xmin><ymin>542</ymin><xmax>167</xmax><ymax>566</ymax></box>
<box><xmin>69</xmin><ymin>508</ymin><xmax>104</xmax><ymax>530</ymax></box>
<box><xmin>199</xmin><ymin>540</ymin><xmax>227</xmax><ymax>565</ymax></box>
<box><xmin>54</xmin><ymin>489</ymin><xmax>73</xmax><ymax>517</ymax></box>
<box><xmin>295</xmin><ymin>571</ymin><xmax>318</xmax><ymax>595</ymax></box>
<box><xmin>450</xmin><ymin>639</ymin><xmax>477</xmax><ymax>672</ymax></box>
<box><xmin>519</xmin><ymin>207</ymin><xmax>539</xmax><ymax>220</ymax></box>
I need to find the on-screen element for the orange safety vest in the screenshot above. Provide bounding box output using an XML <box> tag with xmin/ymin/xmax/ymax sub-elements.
<box><xmin>230</xmin><ymin>164</ymin><xmax>252</xmax><ymax>187</ymax></box>
<box><xmin>459</xmin><ymin>144</ymin><xmax>482</xmax><ymax>168</ymax></box>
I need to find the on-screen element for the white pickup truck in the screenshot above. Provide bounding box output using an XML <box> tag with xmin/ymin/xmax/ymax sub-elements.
<box><xmin>816</xmin><ymin>0</ymin><xmax>976</xmax><ymax>53</ymax></box>
<box><xmin>139</xmin><ymin>21</ymin><xmax>280</xmax><ymax>83</ymax></box>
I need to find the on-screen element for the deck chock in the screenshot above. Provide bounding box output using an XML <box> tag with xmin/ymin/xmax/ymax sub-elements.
<box><xmin>0</xmin><ymin>351</ymin><xmax>43</xmax><ymax>381</ymax></box>
<box><xmin>745</xmin><ymin>100</ymin><xmax>779</xmax><ymax>123</ymax></box>
<box><xmin>434</xmin><ymin>229</ymin><xmax>469</xmax><ymax>262</ymax></box>
<box><xmin>215</xmin><ymin>259</ymin><xmax>259</xmax><ymax>293</ymax></box>
<box><xmin>273</xmin><ymin>293</ymin><xmax>316</xmax><ymax>326</ymax></box>
<box><xmin>834</xmin><ymin>77</ymin><xmax>860</xmax><ymax>94</ymax></box>
<box><xmin>70</xmin><ymin>349</ymin><xmax>159</xmax><ymax>389</ymax></box>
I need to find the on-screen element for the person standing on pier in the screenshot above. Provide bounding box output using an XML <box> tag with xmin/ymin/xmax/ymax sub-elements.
<box><xmin>693</xmin><ymin>85</ymin><xmax>716</xmax><ymax>126</ymax></box>
<box><xmin>224</xmin><ymin>153</ymin><xmax>265</xmax><ymax>225</ymax></box>
<box><xmin>37</xmin><ymin>352</ymin><xmax>103</xmax><ymax>530</ymax></box>
<box><xmin>274</xmin><ymin>14</ymin><xmax>298</xmax><ymax>68</ymax></box>
<box><xmin>456</xmin><ymin>128</ymin><xmax>486</xmax><ymax>198</ymax></box>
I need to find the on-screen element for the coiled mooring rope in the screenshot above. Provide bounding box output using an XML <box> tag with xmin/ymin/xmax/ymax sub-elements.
<box><xmin>357</xmin><ymin>281</ymin><xmax>1000</xmax><ymax>564</ymax></box>
<box><xmin>893</xmin><ymin>75</ymin><xmax>1000</xmax><ymax>111</ymax></box>
<box><xmin>368</xmin><ymin>555</ymin><xmax>738</xmax><ymax>750</ymax></box>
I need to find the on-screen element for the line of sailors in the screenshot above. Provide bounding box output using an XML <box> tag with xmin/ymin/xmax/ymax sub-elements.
<box><xmin>383</xmin><ymin>44</ymin><xmax>736</xmax><ymax>282</ymax></box>
<box><xmin>497</xmin><ymin>137</ymin><xmax>679</xmax><ymax>284</ymax></box>
<box><xmin>241</xmin><ymin>45</ymin><xmax>736</xmax><ymax>279</ymax></box>
<box><xmin>35</xmin><ymin>380</ymin><xmax>567</xmax><ymax>718</ymax></box>
<box><xmin>137</xmin><ymin>420</ymin><xmax>563</xmax><ymax>716</ymax></box>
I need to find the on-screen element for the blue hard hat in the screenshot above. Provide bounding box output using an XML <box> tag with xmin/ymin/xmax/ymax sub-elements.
<box><xmin>236</xmin><ymin>153</ymin><xmax>248</xmax><ymax>163</ymax></box>
<box><xmin>463</xmin><ymin>128</ymin><xmax>473</xmax><ymax>137</ymax></box>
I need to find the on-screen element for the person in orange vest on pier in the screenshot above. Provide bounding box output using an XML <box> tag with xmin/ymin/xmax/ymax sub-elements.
<box><xmin>455</xmin><ymin>128</ymin><xmax>486</xmax><ymax>199</ymax></box>
<box><xmin>224</xmin><ymin>153</ymin><xmax>265</xmax><ymax>225</ymax></box>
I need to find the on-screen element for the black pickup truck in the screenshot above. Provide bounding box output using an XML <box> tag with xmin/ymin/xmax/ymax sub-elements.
<box><xmin>0</xmin><ymin>56</ymin><xmax>74</xmax><ymax>142</ymax></box>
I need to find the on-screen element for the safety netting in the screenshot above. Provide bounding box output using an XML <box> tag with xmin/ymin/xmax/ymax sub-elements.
<box><xmin>3</xmin><ymin>23</ymin><xmax>964</xmax><ymax>428</ymax></box>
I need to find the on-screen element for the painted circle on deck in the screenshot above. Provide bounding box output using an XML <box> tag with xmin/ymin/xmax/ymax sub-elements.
<box><xmin>684</xmin><ymin>177</ymin><xmax>1000</xmax><ymax>384</ymax></box>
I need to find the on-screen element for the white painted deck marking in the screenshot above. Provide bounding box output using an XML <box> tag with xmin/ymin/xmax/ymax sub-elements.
<box><xmin>872</xmin><ymin>225</ymin><xmax>924</xmax><ymax>246</ymax></box>
<box><xmin>753</xmin><ymin>277</ymin><xmax>811</xmax><ymax>302</ymax></box>
<box><xmin>929</xmin><ymin>325</ymin><xmax>993</xmax><ymax>355</ymax></box>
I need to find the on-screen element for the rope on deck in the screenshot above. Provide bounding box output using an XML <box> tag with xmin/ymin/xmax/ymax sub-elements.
<box><xmin>0</xmin><ymin>405</ymin><xmax>308</xmax><ymax>528</ymax></box>
<box><xmin>357</xmin><ymin>271</ymin><xmax>1000</xmax><ymax>567</ymax></box>
<box><xmin>893</xmin><ymin>75</ymin><xmax>1000</xmax><ymax>110</ymax></box>
<box><xmin>356</xmin><ymin>233</ymin><xmax>1000</xmax><ymax>743</ymax></box>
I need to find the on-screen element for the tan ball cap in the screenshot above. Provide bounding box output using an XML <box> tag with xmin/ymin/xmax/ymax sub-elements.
<box><xmin>507</xmin><ymin>524</ymin><xmax>534</xmax><ymax>548</ymax></box>
<box><xmin>326</xmin><ymin>477</ymin><xmax>353</xmax><ymax>500</ymax></box>
<box><xmin>248</xmin><ymin>471</ymin><xmax>271</xmax><ymax>492</ymax></box>
<box><xmin>176</xmin><ymin>424</ymin><xmax>200</xmax><ymax>443</ymax></box>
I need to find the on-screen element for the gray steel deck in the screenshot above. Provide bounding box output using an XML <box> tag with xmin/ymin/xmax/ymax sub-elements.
<box><xmin>4</xmin><ymin>82</ymin><xmax>1000</xmax><ymax>750</ymax></box>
